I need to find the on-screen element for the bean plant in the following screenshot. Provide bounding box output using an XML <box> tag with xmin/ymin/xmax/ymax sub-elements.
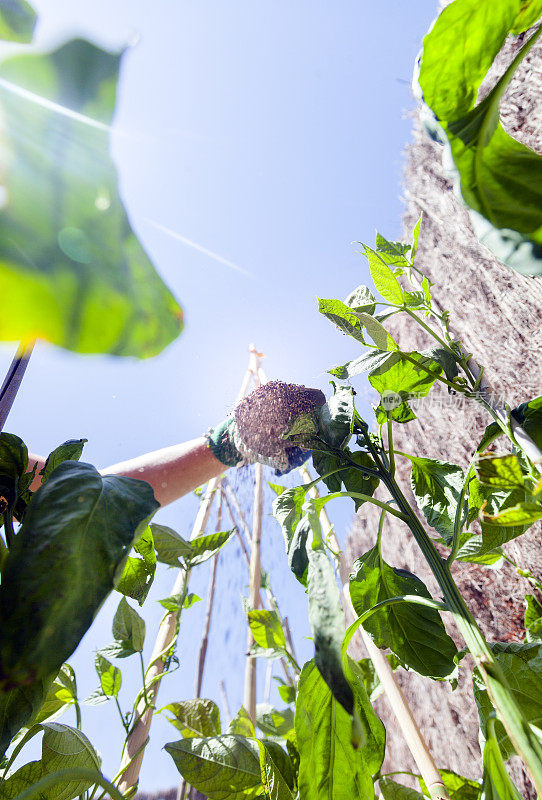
<box><xmin>161</xmin><ymin>224</ymin><xmax>542</xmax><ymax>800</ymax></box>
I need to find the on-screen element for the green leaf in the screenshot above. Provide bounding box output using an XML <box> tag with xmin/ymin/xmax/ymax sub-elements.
<box><xmin>295</xmin><ymin>661</ymin><xmax>374</xmax><ymax>800</ymax></box>
<box><xmin>512</xmin><ymin>395</ymin><xmax>542</xmax><ymax>451</ymax></box>
<box><xmin>410</xmin><ymin>458</ymin><xmax>465</xmax><ymax>545</ymax></box>
<box><xmin>317</xmin><ymin>298</ymin><xmax>367</xmax><ymax>344</ymax></box>
<box><xmin>357</xmin><ymin>312</ymin><xmax>397</xmax><ymax>351</ymax></box>
<box><xmin>473</xmin><ymin>642</ymin><xmax>542</xmax><ymax>760</ymax></box>
<box><xmin>419</xmin><ymin>769</ymin><xmax>481</xmax><ymax>800</ymax></box>
<box><xmin>33</xmin><ymin>665</ymin><xmax>78</xmax><ymax>725</ymax></box>
<box><xmin>258</xmin><ymin>740</ymin><xmax>295</xmax><ymax>800</ymax></box>
<box><xmin>375</xmin><ymin>234</ymin><xmax>411</xmax><ymax>267</ymax></box>
<box><xmin>94</xmin><ymin>653</ymin><xmax>121</xmax><ymax>697</ymax></box>
<box><xmin>411</xmin><ymin>217</ymin><xmax>422</xmax><ymax>263</ymax></box>
<box><xmin>41</xmin><ymin>722</ymin><xmax>101</xmax><ymax>800</ymax></box>
<box><xmin>0</xmin><ymin>677</ymin><xmax>52</xmax><ymax>757</ymax></box>
<box><xmin>0</xmin><ymin>432</ymin><xmax>29</xmax><ymax>509</ymax></box>
<box><xmin>304</xmin><ymin>524</ymin><xmax>354</xmax><ymax>715</ymax></box>
<box><xmin>311</xmin><ymin>450</ymin><xmax>343</xmax><ymax>493</ymax></box>
<box><xmin>328</xmin><ymin>350</ymin><xmax>396</xmax><ymax>381</ymax></box>
<box><xmin>150</xmin><ymin>523</ymin><xmax>192</xmax><ymax>566</ymax></box>
<box><xmin>349</xmin><ymin>546</ymin><xmax>458</xmax><ymax>678</ymax></box>
<box><xmin>379</xmin><ymin>778</ymin><xmax>425</xmax><ymax>800</ymax></box>
<box><xmin>115</xmin><ymin>526</ymin><xmax>156</xmax><ymax>605</ymax></box>
<box><xmin>0</xmin><ymin>39</ymin><xmax>183</xmax><ymax>357</ymax></box>
<box><xmin>272</xmin><ymin>486</ymin><xmax>306</xmax><ymax>550</ymax></box>
<box><xmin>111</xmin><ymin>597</ymin><xmax>145</xmax><ymax>655</ymax></box>
<box><xmin>344</xmin><ymin>656</ymin><xmax>386</xmax><ymax>776</ymax></box>
<box><xmin>287</xmin><ymin>516</ymin><xmax>310</xmax><ymax>587</ymax></box>
<box><xmin>277</xmin><ymin>683</ymin><xmax>296</xmax><ymax>705</ymax></box>
<box><xmin>420</xmin><ymin>348</ymin><xmax>459</xmax><ymax>381</ymax></box>
<box><xmin>316</xmin><ymin>383</ymin><xmax>354</xmax><ymax>449</ymax></box>
<box><xmin>511</xmin><ymin>0</ymin><xmax>542</xmax><ymax>33</ymax></box>
<box><xmin>368</xmin><ymin>352</ymin><xmax>441</xmax><ymax>405</ymax></box>
<box><xmin>418</xmin><ymin>0</ymin><xmax>518</xmax><ymax>119</ymax></box>
<box><xmin>0</xmin><ymin>0</ymin><xmax>36</xmax><ymax>42</ymax></box>
<box><xmin>351</xmin><ymin>655</ymin><xmax>400</xmax><ymax>703</ymax></box>
<box><xmin>375</xmin><ymin>399</ymin><xmax>417</xmax><ymax>426</ymax></box>
<box><xmin>344</xmin><ymin>285</ymin><xmax>376</xmax><ymax>315</ymax></box>
<box><xmin>0</xmin><ymin>761</ymin><xmax>45</xmax><ymax>800</ymax></box>
<box><xmin>481</xmin><ymin>500</ymin><xmax>542</xmax><ymax>527</ymax></box>
<box><xmin>40</xmin><ymin>440</ymin><xmax>87</xmax><ymax>484</ymax></box>
<box><xmin>524</xmin><ymin>595</ymin><xmax>542</xmax><ymax>642</ymax></box>
<box><xmin>481</xmin><ymin>722</ymin><xmax>523</xmax><ymax>800</ymax></box>
<box><xmin>362</xmin><ymin>245</ymin><xmax>404</xmax><ymax>304</ymax></box>
<box><xmin>227</xmin><ymin>706</ymin><xmax>255</xmax><ymax>737</ymax></box>
<box><xmin>256</xmin><ymin>704</ymin><xmax>295</xmax><ymax>741</ymax></box>
<box><xmin>165</xmin><ymin>735</ymin><xmax>263</xmax><ymax>799</ymax></box>
<box><xmin>0</xmin><ymin>462</ymin><xmax>157</xmax><ymax>686</ymax></box>
<box><xmin>162</xmin><ymin>698</ymin><xmax>221</xmax><ymax>738</ymax></box>
<box><xmin>248</xmin><ymin>610</ymin><xmax>286</xmax><ymax>652</ymax></box>
<box><xmin>188</xmin><ymin>529</ymin><xmax>235</xmax><ymax>566</ymax></box>
<box><xmin>159</xmin><ymin>592</ymin><xmax>201</xmax><ymax>612</ymax></box>
<box><xmin>418</xmin><ymin>4</ymin><xmax>542</xmax><ymax>276</ymax></box>
<box><xmin>476</xmin><ymin>454</ymin><xmax>525</xmax><ymax>491</ymax></box>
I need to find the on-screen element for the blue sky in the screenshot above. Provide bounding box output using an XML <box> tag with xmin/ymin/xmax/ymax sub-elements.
<box><xmin>0</xmin><ymin>0</ymin><xmax>438</xmax><ymax>791</ymax></box>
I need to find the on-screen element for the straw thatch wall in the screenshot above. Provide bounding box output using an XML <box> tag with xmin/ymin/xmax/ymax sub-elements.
<box><xmin>346</xmin><ymin>25</ymin><xmax>542</xmax><ymax>799</ymax></box>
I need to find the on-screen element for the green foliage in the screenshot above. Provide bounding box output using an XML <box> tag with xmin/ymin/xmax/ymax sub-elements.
<box><xmin>115</xmin><ymin>526</ymin><xmax>156</xmax><ymax>605</ymax></box>
<box><xmin>349</xmin><ymin>547</ymin><xmax>458</xmax><ymax>678</ymax></box>
<box><xmin>512</xmin><ymin>396</ymin><xmax>542</xmax><ymax>450</ymax></box>
<box><xmin>417</xmin><ymin>0</ymin><xmax>542</xmax><ymax>276</ymax></box>
<box><xmin>343</xmin><ymin>656</ymin><xmax>386</xmax><ymax>776</ymax></box>
<box><xmin>32</xmin><ymin>665</ymin><xmax>78</xmax><ymax>725</ymax></box>
<box><xmin>0</xmin><ymin>39</ymin><xmax>183</xmax><ymax>355</ymax></box>
<box><xmin>295</xmin><ymin>661</ymin><xmax>374</xmax><ymax>800</ymax></box>
<box><xmin>524</xmin><ymin>595</ymin><xmax>542</xmax><ymax>642</ymax></box>
<box><xmin>162</xmin><ymin>698</ymin><xmax>221</xmax><ymax>738</ymax></box>
<box><xmin>165</xmin><ymin>734</ymin><xmax>264</xmax><ymax>800</ymax></box>
<box><xmin>39</xmin><ymin>440</ymin><xmax>87</xmax><ymax>484</ymax></box>
<box><xmin>379</xmin><ymin>778</ymin><xmax>425</xmax><ymax>800</ymax></box>
<box><xmin>0</xmin><ymin>0</ymin><xmax>36</xmax><ymax>42</ymax></box>
<box><xmin>0</xmin><ymin>462</ymin><xmax>157</xmax><ymax>686</ymax></box>
<box><xmin>0</xmin><ymin>678</ymin><xmax>52</xmax><ymax>758</ymax></box>
<box><xmin>368</xmin><ymin>352</ymin><xmax>442</xmax><ymax>424</ymax></box>
<box><xmin>108</xmin><ymin>597</ymin><xmax>146</xmax><ymax>657</ymax></box>
<box><xmin>248</xmin><ymin>610</ymin><xmax>287</xmax><ymax>655</ymax></box>
<box><xmin>473</xmin><ymin>642</ymin><xmax>542</xmax><ymax>761</ymax></box>
<box><xmin>188</xmin><ymin>529</ymin><xmax>236</xmax><ymax>566</ymax></box>
<box><xmin>94</xmin><ymin>654</ymin><xmax>122</xmax><ymax>698</ymax></box>
<box><xmin>481</xmin><ymin>718</ymin><xmax>523</xmax><ymax>800</ymax></box>
<box><xmin>150</xmin><ymin>523</ymin><xmax>193</xmax><ymax>566</ymax></box>
<box><xmin>410</xmin><ymin>458</ymin><xmax>465</xmax><ymax>545</ymax></box>
<box><xmin>418</xmin><ymin>769</ymin><xmax>482</xmax><ymax>800</ymax></box>
<box><xmin>256</xmin><ymin>704</ymin><xmax>295</xmax><ymax>742</ymax></box>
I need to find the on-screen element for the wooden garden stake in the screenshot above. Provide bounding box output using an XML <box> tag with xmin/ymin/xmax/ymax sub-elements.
<box><xmin>0</xmin><ymin>341</ymin><xmax>34</xmax><ymax>433</ymax></box>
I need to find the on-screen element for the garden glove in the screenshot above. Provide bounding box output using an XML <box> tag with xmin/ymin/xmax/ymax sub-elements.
<box><xmin>207</xmin><ymin>380</ymin><xmax>326</xmax><ymax>475</ymax></box>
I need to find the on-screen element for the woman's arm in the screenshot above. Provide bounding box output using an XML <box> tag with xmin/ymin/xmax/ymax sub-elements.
<box><xmin>28</xmin><ymin>437</ymin><xmax>225</xmax><ymax>507</ymax></box>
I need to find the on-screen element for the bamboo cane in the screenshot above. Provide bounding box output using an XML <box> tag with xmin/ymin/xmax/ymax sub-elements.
<box><xmin>300</xmin><ymin>465</ymin><xmax>449</xmax><ymax>799</ymax></box>
<box><xmin>194</xmin><ymin>491</ymin><xmax>223</xmax><ymax>697</ymax></box>
<box><xmin>117</xmin><ymin>478</ymin><xmax>220</xmax><ymax>794</ymax></box>
<box><xmin>243</xmin><ymin>351</ymin><xmax>263</xmax><ymax>723</ymax></box>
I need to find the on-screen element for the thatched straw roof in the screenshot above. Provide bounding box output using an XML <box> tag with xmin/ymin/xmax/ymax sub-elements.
<box><xmin>346</xmin><ymin>25</ymin><xmax>542</xmax><ymax>799</ymax></box>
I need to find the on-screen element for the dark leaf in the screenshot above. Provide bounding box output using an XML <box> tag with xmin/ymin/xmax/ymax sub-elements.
<box><xmin>0</xmin><ymin>462</ymin><xmax>157</xmax><ymax>686</ymax></box>
<box><xmin>349</xmin><ymin>546</ymin><xmax>458</xmax><ymax>678</ymax></box>
<box><xmin>0</xmin><ymin>0</ymin><xmax>36</xmax><ymax>43</ymax></box>
<box><xmin>151</xmin><ymin>523</ymin><xmax>192</xmax><ymax>566</ymax></box>
<box><xmin>40</xmin><ymin>440</ymin><xmax>87</xmax><ymax>484</ymax></box>
<box><xmin>0</xmin><ymin>39</ymin><xmax>183</xmax><ymax>356</ymax></box>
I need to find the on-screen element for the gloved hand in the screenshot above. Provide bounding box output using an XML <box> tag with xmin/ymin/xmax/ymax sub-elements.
<box><xmin>207</xmin><ymin>380</ymin><xmax>326</xmax><ymax>474</ymax></box>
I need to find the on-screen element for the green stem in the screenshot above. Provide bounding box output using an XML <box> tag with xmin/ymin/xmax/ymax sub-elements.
<box><xmin>448</xmin><ymin>459</ymin><xmax>476</xmax><ymax>565</ymax></box>
<box><xmin>386</xmin><ymin>413</ymin><xmax>395</xmax><ymax>478</ymax></box>
<box><xmin>74</xmin><ymin>700</ymin><xmax>82</xmax><ymax>731</ymax></box>
<box><xmin>314</xmin><ymin>490</ymin><xmax>409</xmax><ymax>523</ymax></box>
<box><xmin>403</xmin><ymin>308</ymin><xmax>456</xmax><ymax>356</ymax></box>
<box><xmin>115</xmin><ymin>696</ymin><xmax>129</xmax><ymax>735</ymax></box>
<box><xmin>3</xmin><ymin>509</ymin><xmax>15</xmax><ymax>548</ymax></box>
<box><xmin>13</xmin><ymin>768</ymin><xmax>126</xmax><ymax>800</ymax></box>
<box><xmin>383</xmin><ymin>470</ymin><xmax>542</xmax><ymax>795</ymax></box>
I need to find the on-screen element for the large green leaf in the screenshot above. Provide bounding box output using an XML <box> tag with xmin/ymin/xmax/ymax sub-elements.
<box><xmin>368</xmin><ymin>352</ymin><xmax>441</xmax><ymax>405</ymax></box>
<box><xmin>379</xmin><ymin>778</ymin><xmax>425</xmax><ymax>800</ymax></box>
<box><xmin>419</xmin><ymin>769</ymin><xmax>481</xmax><ymax>800</ymax></box>
<box><xmin>349</xmin><ymin>546</ymin><xmax>458</xmax><ymax>678</ymax></box>
<box><xmin>257</xmin><ymin>740</ymin><xmax>295</xmax><ymax>800</ymax></box>
<box><xmin>473</xmin><ymin>642</ymin><xmax>542</xmax><ymax>761</ymax></box>
<box><xmin>317</xmin><ymin>298</ymin><xmax>367</xmax><ymax>344</ymax></box>
<box><xmin>0</xmin><ymin>39</ymin><xmax>183</xmax><ymax>356</ymax></box>
<box><xmin>256</xmin><ymin>704</ymin><xmax>295</xmax><ymax>742</ymax></box>
<box><xmin>109</xmin><ymin>596</ymin><xmax>146</xmax><ymax>656</ymax></box>
<box><xmin>41</xmin><ymin>722</ymin><xmax>101</xmax><ymax>800</ymax></box>
<box><xmin>481</xmin><ymin>722</ymin><xmax>523</xmax><ymax>800</ymax></box>
<box><xmin>248</xmin><ymin>610</ymin><xmax>286</xmax><ymax>652</ymax></box>
<box><xmin>33</xmin><ymin>664</ymin><xmax>78</xmax><ymax>725</ymax></box>
<box><xmin>306</xmin><ymin>535</ymin><xmax>354</xmax><ymax>715</ymax></box>
<box><xmin>188</xmin><ymin>529</ymin><xmax>235</xmax><ymax>566</ymax></box>
<box><xmin>417</xmin><ymin>0</ymin><xmax>542</xmax><ymax>276</ymax></box>
<box><xmin>0</xmin><ymin>761</ymin><xmax>45</xmax><ymax>800</ymax></box>
<box><xmin>0</xmin><ymin>677</ymin><xmax>52</xmax><ymax>757</ymax></box>
<box><xmin>295</xmin><ymin>660</ymin><xmax>374</xmax><ymax>800</ymax></box>
<box><xmin>328</xmin><ymin>350</ymin><xmax>396</xmax><ymax>381</ymax></box>
<box><xmin>0</xmin><ymin>0</ymin><xmax>36</xmax><ymax>43</ymax></box>
<box><xmin>362</xmin><ymin>245</ymin><xmax>404</xmax><ymax>305</ymax></box>
<box><xmin>343</xmin><ymin>656</ymin><xmax>386</xmax><ymax>776</ymax></box>
<box><xmin>165</xmin><ymin>735</ymin><xmax>263</xmax><ymax>800</ymax></box>
<box><xmin>0</xmin><ymin>462</ymin><xmax>157</xmax><ymax>685</ymax></box>
<box><xmin>162</xmin><ymin>698</ymin><xmax>221</xmax><ymax>738</ymax></box>
<box><xmin>410</xmin><ymin>458</ymin><xmax>465</xmax><ymax>545</ymax></box>
<box><xmin>150</xmin><ymin>523</ymin><xmax>192</xmax><ymax>566</ymax></box>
